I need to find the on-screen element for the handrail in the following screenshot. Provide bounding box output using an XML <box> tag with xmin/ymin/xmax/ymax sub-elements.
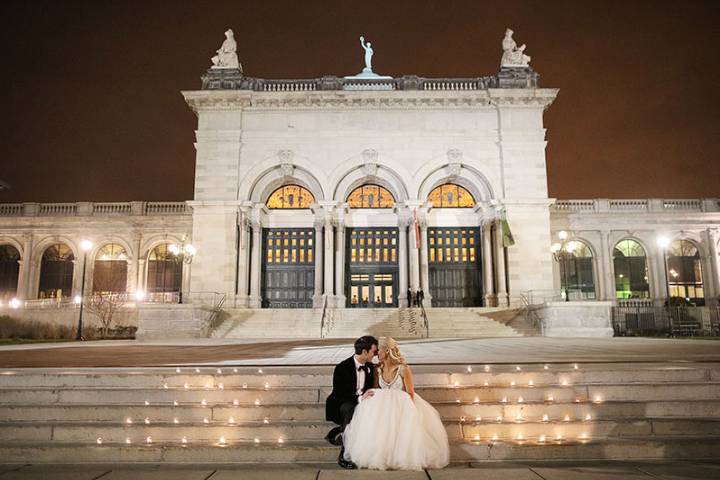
<box><xmin>320</xmin><ymin>295</ymin><xmax>328</xmax><ymax>338</ymax></box>
<box><xmin>419</xmin><ymin>302</ymin><xmax>429</xmax><ymax>338</ymax></box>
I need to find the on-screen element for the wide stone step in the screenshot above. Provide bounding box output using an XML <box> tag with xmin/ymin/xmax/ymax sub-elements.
<box><xmin>0</xmin><ymin>418</ymin><xmax>717</xmax><ymax>443</ymax></box>
<box><xmin>2</xmin><ymin>382</ymin><xmax>719</xmax><ymax>404</ymax></box>
<box><xmin>3</xmin><ymin>399</ymin><xmax>720</xmax><ymax>423</ymax></box>
<box><xmin>2</xmin><ymin>436</ymin><xmax>720</xmax><ymax>463</ymax></box>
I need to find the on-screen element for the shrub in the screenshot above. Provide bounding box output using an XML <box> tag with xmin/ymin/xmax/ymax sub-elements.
<box><xmin>0</xmin><ymin>315</ymin><xmax>74</xmax><ymax>340</ymax></box>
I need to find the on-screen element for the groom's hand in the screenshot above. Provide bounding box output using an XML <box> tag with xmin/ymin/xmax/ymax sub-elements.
<box><xmin>361</xmin><ymin>390</ymin><xmax>375</xmax><ymax>401</ymax></box>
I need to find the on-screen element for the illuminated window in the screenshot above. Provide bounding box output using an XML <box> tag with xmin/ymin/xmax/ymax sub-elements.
<box><xmin>266</xmin><ymin>185</ymin><xmax>315</xmax><ymax>209</ymax></box>
<box><xmin>558</xmin><ymin>240</ymin><xmax>596</xmax><ymax>300</ymax></box>
<box><xmin>613</xmin><ymin>239</ymin><xmax>649</xmax><ymax>299</ymax></box>
<box><xmin>147</xmin><ymin>244</ymin><xmax>181</xmax><ymax>293</ymax></box>
<box><xmin>347</xmin><ymin>185</ymin><xmax>395</xmax><ymax>208</ymax></box>
<box><xmin>93</xmin><ymin>243</ymin><xmax>128</xmax><ymax>293</ymax></box>
<box><xmin>0</xmin><ymin>245</ymin><xmax>20</xmax><ymax>301</ymax></box>
<box><xmin>667</xmin><ymin>239</ymin><xmax>704</xmax><ymax>305</ymax></box>
<box><xmin>427</xmin><ymin>184</ymin><xmax>475</xmax><ymax>208</ymax></box>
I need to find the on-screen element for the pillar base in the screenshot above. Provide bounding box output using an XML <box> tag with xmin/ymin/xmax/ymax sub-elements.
<box><xmin>496</xmin><ymin>292</ymin><xmax>509</xmax><ymax>307</ymax></box>
<box><xmin>247</xmin><ymin>296</ymin><xmax>262</xmax><ymax>308</ymax></box>
<box><xmin>484</xmin><ymin>294</ymin><xmax>498</xmax><ymax>307</ymax></box>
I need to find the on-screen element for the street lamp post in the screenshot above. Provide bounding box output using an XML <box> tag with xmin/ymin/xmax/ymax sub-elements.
<box><xmin>75</xmin><ymin>239</ymin><xmax>93</xmax><ymax>341</ymax></box>
<box><xmin>168</xmin><ymin>236</ymin><xmax>196</xmax><ymax>304</ymax></box>
<box><xmin>551</xmin><ymin>230</ymin><xmax>574</xmax><ymax>302</ymax></box>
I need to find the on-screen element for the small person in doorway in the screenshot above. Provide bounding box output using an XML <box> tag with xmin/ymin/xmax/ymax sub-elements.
<box><xmin>407</xmin><ymin>288</ymin><xmax>414</xmax><ymax>308</ymax></box>
<box><xmin>416</xmin><ymin>289</ymin><xmax>424</xmax><ymax>308</ymax></box>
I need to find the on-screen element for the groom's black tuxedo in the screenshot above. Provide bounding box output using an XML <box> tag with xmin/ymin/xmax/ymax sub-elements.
<box><xmin>325</xmin><ymin>355</ymin><xmax>375</xmax><ymax>424</ymax></box>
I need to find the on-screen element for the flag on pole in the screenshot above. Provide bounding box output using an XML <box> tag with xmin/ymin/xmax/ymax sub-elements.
<box><xmin>501</xmin><ymin>208</ymin><xmax>515</xmax><ymax>247</ymax></box>
<box><xmin>413</xmin><ymin>208</ymin><xmax>421</xmax><ymax>249</ymax></box>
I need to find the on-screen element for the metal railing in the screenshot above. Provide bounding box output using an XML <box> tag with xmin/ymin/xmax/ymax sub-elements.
<box><xmin>612</xmin><ymin>304</ymin><xmax>720</xmax><ymax>337</ymax></box>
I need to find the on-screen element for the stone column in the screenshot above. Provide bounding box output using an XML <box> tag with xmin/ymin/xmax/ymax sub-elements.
<box><xmin>409</xmin><ymin>221</ymin><xmax>420</xmax><ymax>292</ymax></box>
<box><xmin>248</xmin><ymin>221</ymin><xmax>263</xmax><ymax>308</ymax></box>
<box><xmin>335</xmin><ymin>220</ymin><xmax>346</xmax><ymax>307</ymax></box>
<box><xmin>398</xmin><ymin>219</ymin><xmax>408</xmax><ymax>306</ymax></box>
<box><xmin>127</xmin><ymin>234</ymin><xmax>142</xmax><ymax>293</ymax></box>
<box><xmin>324</xmin><ymin>220</ymin><xmax>334</xmax><ymax>297</ymax></box>
<box><xmin>236</xmin><ymin>211</ymin><xmax>251</xmax><ymax>306</ymax></box>
<box><xmin>16</xmin><ymin>235</ymin><xmax>34</xmax><ymax>300</ymax></box>
<box><xmin>495</xmin><ymin>219</ymin><xmax>508</xmax><ymax>306</ymax></box>
<box><xmin>482</xmin><ymin>222</ymin><xmax>495</xmax><ymax>305</ymax></box>
<box><xmin>653</xmin><ymin>247</ymin><xmax>669</xmax><ymax>305</ymax></box>
<box><xmin>704</xmin><ymin>229</ymin><xmax>719</xmax><ymax>304</ymax></box>
<box><xmin>312</xmin><ymin>221</ymin><xmax>324</xmax><ymax>307</ymax></box>
<box><xmin>137</xmin><ymin>259</ymin><xmax>146</xmax><ymax>293</ymax></box>
<box><xmin>598</xmin><ymin>231</ymin><xmax>611</xmax><ymax>300</ymax></box>
<box><xmin>419</xmin><ymin>223</ymin><xmax>432</xmax><ymax>305</ymax></box>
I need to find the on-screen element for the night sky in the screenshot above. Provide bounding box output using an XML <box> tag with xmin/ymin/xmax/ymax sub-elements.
<box><xmin>1</xmin><ymin>0</ymin><xmax>718</xmax><ymax>203</ymax></box>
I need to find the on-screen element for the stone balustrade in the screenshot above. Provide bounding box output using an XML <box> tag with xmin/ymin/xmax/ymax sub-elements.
<box><xmin>553</xmin><ymin>198</ymin><xmax>720</xmax><ymax>213</ymax></box>
<box><xmin>0</xmin><ymin>201</ymin><xmax>190</xmax><ymax>217</ymax></box>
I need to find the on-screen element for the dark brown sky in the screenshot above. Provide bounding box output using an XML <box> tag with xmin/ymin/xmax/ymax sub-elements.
<box><xmin>1</xmin><ymin>0</ymin><xmax>719</xmax><ymax>203</ymax></box>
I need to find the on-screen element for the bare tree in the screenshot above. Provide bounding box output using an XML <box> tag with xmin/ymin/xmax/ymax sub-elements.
<box><xmin>85</xmin><ymin>263</ymin><xmax>128</xmax><ymax>339</ymax></box>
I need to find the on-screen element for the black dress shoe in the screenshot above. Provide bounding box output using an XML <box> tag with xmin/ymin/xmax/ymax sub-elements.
<box><xmin>325</xmin><ymin>427</ymin><xmax>343</xmax><ymax>446</ymax></box>
<box><xmin>338</xmin><ymin>450</ymin><xmax>357</xmax><ymax>470</ymax></box>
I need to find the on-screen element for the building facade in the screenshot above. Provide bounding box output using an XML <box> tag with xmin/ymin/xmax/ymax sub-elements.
<box><xmin>1</xmin><ymin>59</ymin><xmax>719</xmax><ymax>335</ymax></box>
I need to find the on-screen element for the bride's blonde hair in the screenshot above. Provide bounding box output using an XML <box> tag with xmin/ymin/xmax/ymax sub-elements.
<box><xmin>380</xmin><ymin>337</ymin><xmax>406</xmax><ymax>366</ymax></box>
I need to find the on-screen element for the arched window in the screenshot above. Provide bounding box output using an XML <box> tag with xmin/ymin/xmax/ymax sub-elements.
<box><xmin>147</xmin><ymin>244</ymin><xmax>182</xmax><ymax>293</ymax></box>
<box><xmin>347</xmin><ymin>185</ymin><xmax>395</xmax><ymax>208</ymax></box>
<box><xmin>0</xmin><ymin>245</ymin><xmax>20</xmax><ymax>301</ymax></box>
<box><xmin>667</xmin><ymin>239</ymin><xmax>704</xmax><ymax>305</ymax></box>
<box><xmin>39</xmin><ymin>244</ymin><xmax>74</xmax><ymax>299</ymax></box>
<box><xmin>266</xmin><ymin>185</ymin><xmax>315</xmax><ymax>209</ymax></box>
<box><xmin>613</xmin><ymin>239</ymin><xmax>650</xmax><ymax>299</ymax></box>
<box><xmin>558</xmin><ymin>240</ymin><xmax>596</xmax><ymax>300</ymax></box>
<box><xmin>427</xmin><ymin>184</ymin><xmax>475</xmax><ymax>208</ymax></box>
<box><xmin>93</xmin><ymin>243</ymin><xmax>128</xmax><ymax>294</ymax></box>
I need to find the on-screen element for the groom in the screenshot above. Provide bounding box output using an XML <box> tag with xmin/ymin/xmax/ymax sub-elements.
<box><xmin>325</xmin><ymin>335</ymin><xmax>378</xmax><ymax>469</ymax></box>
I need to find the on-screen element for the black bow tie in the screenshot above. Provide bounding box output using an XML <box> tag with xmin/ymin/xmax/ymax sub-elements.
<box><xmin>357</xmin><ymin>365</ymin><xmax>368</xmax><ymax>373</ymax></box>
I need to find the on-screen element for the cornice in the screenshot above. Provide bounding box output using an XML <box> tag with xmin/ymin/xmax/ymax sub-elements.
<box><xmin>182</xmin><ymin>89</ymin><xmax>558</xmax><ymax>114</ymax></box>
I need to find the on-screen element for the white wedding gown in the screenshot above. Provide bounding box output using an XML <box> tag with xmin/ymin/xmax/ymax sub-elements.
<box><xmin>343</xmin><ymin>365</ymin><xmax>450</xmax><ymax>470</ymax></box>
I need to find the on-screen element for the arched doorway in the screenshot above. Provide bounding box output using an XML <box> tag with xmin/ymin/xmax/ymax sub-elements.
<box><xmin>146</xmin><ymin>244</ymin><xmax>182</xmax><ymax>295</ymax></box>
<box><xmin>426</xmin><ymin>183</ymin><xmax>483</xmax><ymax>306</ymax></box>
<box><xmin>346</xmin><ymin>185</ymin><xmax>398</xmax><ymax>308</ymax></box>
<box><xmin>262</xmin><ymin>185</ymin><xmax>316</xmax><ymax>308</ymax></box>
<box><xmin>39</xmin><ymin>244</ymin><xmax>74</xmax><ymax>299</ymax></box>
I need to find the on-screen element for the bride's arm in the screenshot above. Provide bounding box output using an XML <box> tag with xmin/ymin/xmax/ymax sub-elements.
<box><xmin>401</xmin><ymin>364</ymin><xmax>415</xmax><ymax>400</ymax></box>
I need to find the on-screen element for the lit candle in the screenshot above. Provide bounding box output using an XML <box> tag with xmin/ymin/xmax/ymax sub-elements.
<box><xmin>539</xmin><ymin>434</ymin><xmax>546</xmax><ymax>443</ymax></box>
<box><xmin>242</xmin><ymin>383</ymin><xmax>248</xmax><ymax>389</ymax></box>
<box><xmin>473</xmin><ymin>397</ymin><xmax>479</xmax><ymax>404</ymax></box>
<box><xmin>233</xmin><ymin>399</ymin><xmax>239</xmax><ymax>406</ymax></box>
<box><xmin>542</xmin><ymin>414</ymin><xmax>549</xmax><ymax>422</ymax></box>
<box><xmin>475</xmin><ymin>415</ymin><xmax>482</xmax><ymax>422</ymax></box>
<box><xmin>126</xmin><ymin>418</ymin><xmax>133</xmax><ymax>424</ymax></box>
<box><xmin>455</xmin><ymin>399</ymin><xmax>461</xmax><ymax>404</ymax></box>
<box><xmin>491</xmin><ymin>433</ymin><xmax>498</xmax><ymax>441</ymax></box>
<box><xmin>146</xmin><ymin>436</ymin><xmax>152</xmax><ymax>444</ymax></box>
<box><xmin>203</xmin><ymin>417</ymin><xmax>209</xmax><ymax>424</ymax></box>
<box><xmin>528</xmin><ymin>380</ymin><xmax>534</xmax><ymax>387</ymax></box>
<box><xmin>173</xmin><ymin>418</ymin><xmax>179</xmax><ymax>424</ymax></box>
<box><xmin>163</xmin><ymin>383</ymin><xmax>168</xmax><ymax>389</ymax></box>
<box><xmin>563</xmin><ymin>414</ymin><xmax>570</xmax><ymax>422</ymax></box>
<box><xmin>254</xmin><ymin>438</ymin><xmax>260</xmax><ymax>444</ymax></box>
<box><xmin>201</xmin><ymin>399</ymin><xmax>207</xmax><ymax>406</ymax></box>
<box><xmin>182</xmin><ymin>436</ymin><xmax>187</xmax><ymax>444</ymax></box>
<box><xmin>516</xmin><ymin>366</ymin><xmax>521</xmax><ymax>371</ymax></box>
<box><xmin>218</xmin><ymin>383</ymin><xmax>224</xmax><ymax>390</ymax></box>
<box><xmin>176</xmin><ymin>367</ymin><xmax>181</xmax><ymax>373</ymax></box>
<box><xmin>255</xmin><ymin>399</ymin><xmax>261</xmax><ymax>406</ymax></box>
<box><xmin>96</xmin><ymin>437</ymin><xmax>103</xmax><ymax>444</ymax></box>
<box><xmin>517</xmin><ymin>396</ymin><xmax>524</xmax><ymax>403</ymax></box>
<box><xmin>454</xmin><ymin>381</ymin><xmax>460</xmax><ymax>387</ymax></box>
<box><xmin>561</xmin><ymin>379</ymin><xmax>568</xmax><ymax>386</ymax></box>
<box><xmin>144</xmin><ymin>400</ymin><xmax>150</xmax><ymax>406</ymax></box>
<box><xmin>125</xmin><ymin>438</ymin><xmax>131</xmax><ymax>444</ymax></box>
<box><xmin>555</xmin><ymin>433</ymin><xmax>562</xmax><ymax>441</ymax></box>
<box><xmin>217</xmin><ymin>369</ymin><xmax>222</xmax><ymax>374</ymax></box>
<box><xmin>263</xmin><ymin>417</ymin><xmax>269</xmax><ymax>424</ymax></box>
<box><xmin>496</xmin><ymin>415</ymin><xmax>502</xmax><ymax>422</ymax></box>
<box><xmin>184</xmin><ymin>384</ymin><xmax>189</xmax><ymax>390</ymax></box>
<box><xmin>516</xmin><ymin>433</ymin><xmax>524</xmax><ymax>441</ymax></box>
<box><xmin>258</xmin><ymin>369</ymin><xmax>263</xmax><ymax>374</ymax></box>
<box><xmin>144</xmin><ymin>417</ymin><xmax>150</xmax><ymax>425</ymax></box>
<box><xmin>219</xmin><ymin>436</ymin><xmax>226</xmax><ymax>445</ymax></box>
<box><xmin>585</xmin><ymin>413</ymin><xmax>592</xmax><ymax>421</ymax></box>
<box><xmin>277</xmin><ymin>437</ymin><xmax>284</xmax><ymax>444</ymax></box>
<box><xmin>484</xmin><ymin>365</ymin><xmax>490</xmax><ymax>372</ymax></box>
<box><xmin>473</xmin><ymin>434</ymin><xmax>480</xmax><ymax>441</ymax></box>
<box><xmin>547</xmin><ymin>395</ymin><xmax>554</xmax><ymax>402</ymax></box>
<box><xmin>515</xmin><ymin>413</ymin><xmax>522</xmax><ymax>421</ymax></box>
<box><xmin>501</xmin><ymin>397</ymin><xmax>507</xmax><ymax>403</ymax></box>
<box><xmin>173</xmin><ymin>401</ymin><xmax>178</xmax><ymax>406</ymax></box>
<box><xmin>264</xmin><ymin>382</ymin><xmax>270</xmax><ymax>390</ymax></box>
<box><xmin>233</xmin><ymin>368</ymin><xmax>238</xmax><ymax>373</ymax></box>
<box><xmin>195</xmin><ymin>368</ymin><xmax>200</xmax><ymax>373</ymax></box>
<box><xmin>510</xmin><ymin>380</ymin><xmax>516</xmax><ymax>387</ymax></box>
<box><xmin>483</xmin><ymin>381</ymin><xmax>489</xmax><ymax>387</ymax></box>
<box><xmin>594</xmin><ymin>395</ymin><xmax>603</xmax><ymax>403</ymax></box>
<box><xmin>467</xmin><ymin>366</ymin><xmax>473</xmax><ymax>373</ymax></box>
<box><xmin>460</xmin><ymin>416</ymin><xmax>466</xmax><ymax>422</ymax></box>
<box><xmin>544</xmin><ymin>365</ymin><xmax>549</xmax><ymax>370</ymax></box>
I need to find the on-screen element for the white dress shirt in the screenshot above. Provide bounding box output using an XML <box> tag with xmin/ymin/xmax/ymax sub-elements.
<box><xmin>353</xmin><ymin>355</ymin><xmax>366</xmax><ymax>400</ymax></box>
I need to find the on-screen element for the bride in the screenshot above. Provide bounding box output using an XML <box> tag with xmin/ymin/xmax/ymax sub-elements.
<box><xmin>342</xmin><ymin>337</ymin><xmax>450</xmax><ymax>470</ymax></box>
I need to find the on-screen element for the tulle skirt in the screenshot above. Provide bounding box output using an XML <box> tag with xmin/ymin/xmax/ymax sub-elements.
<box><xmin>343</xmin><ymin>388</ymin><xmax>450</xmax><ymax>470</ymax></box>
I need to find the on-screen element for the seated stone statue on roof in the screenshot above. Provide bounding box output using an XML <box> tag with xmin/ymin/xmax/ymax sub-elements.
<box><xmin>501</xmin><ymin>28</ymin><xmax>531</xmax><ymax>68</ymax></box>
<box><xmin>211</xmin><ymin>29</ymin><xmax>242</xmax><ymax>71</ymax></box>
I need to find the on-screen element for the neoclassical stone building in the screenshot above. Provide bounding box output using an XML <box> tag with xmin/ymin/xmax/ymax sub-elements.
<box><xmin>1</xmin><ymin>36</ymin><xmax>719</xmax><ymax>337</ymax></box>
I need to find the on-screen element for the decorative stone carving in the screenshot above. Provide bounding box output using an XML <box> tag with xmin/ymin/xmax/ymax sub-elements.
<box><xmin>362</xmin><ymin>163</ymin><xmax>378</xmax><ymax>177</ymax></box>
<box><xmin>280</xmin><ymin>163</ymin><xmax>295</xmax><ymax>178</ymax></box>
<box><xmin>501</xmin><ymin>28</ymin><xmax>531</xmax><ymax>68</ymax></box>
<box><xmin>278</xmin><ymin>149</ymin><xmax>294</xmax><ymax>163</ymax></box>
<box><xmin>446</xmin><ymin>149</ymin><xmax>463</xmax><ymax>163</ymax></box>
<box><xmin>211</xmin><ymin>29</ymin><xmax>242</xmax><ymax>71</ymax></box>
<box><xmin>362</xmin><ymin>149</ymin><xmax>379</xmax><ymax>164</ymax></box>
<box><xmin>445</xmin><ymin>163</ymin><xmax>462</xmax><ymax>177</ymax></box>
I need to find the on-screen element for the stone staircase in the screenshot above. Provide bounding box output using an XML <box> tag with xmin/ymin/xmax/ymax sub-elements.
<box><xmin>0</xmin><ymin>362</ymin><xmax>719</xmax><ymax>463</ymax></box>
<box><xmin>211</xmin><ymin>307</ymin><xmax>533</xmax><ymax>339</ymax></box>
